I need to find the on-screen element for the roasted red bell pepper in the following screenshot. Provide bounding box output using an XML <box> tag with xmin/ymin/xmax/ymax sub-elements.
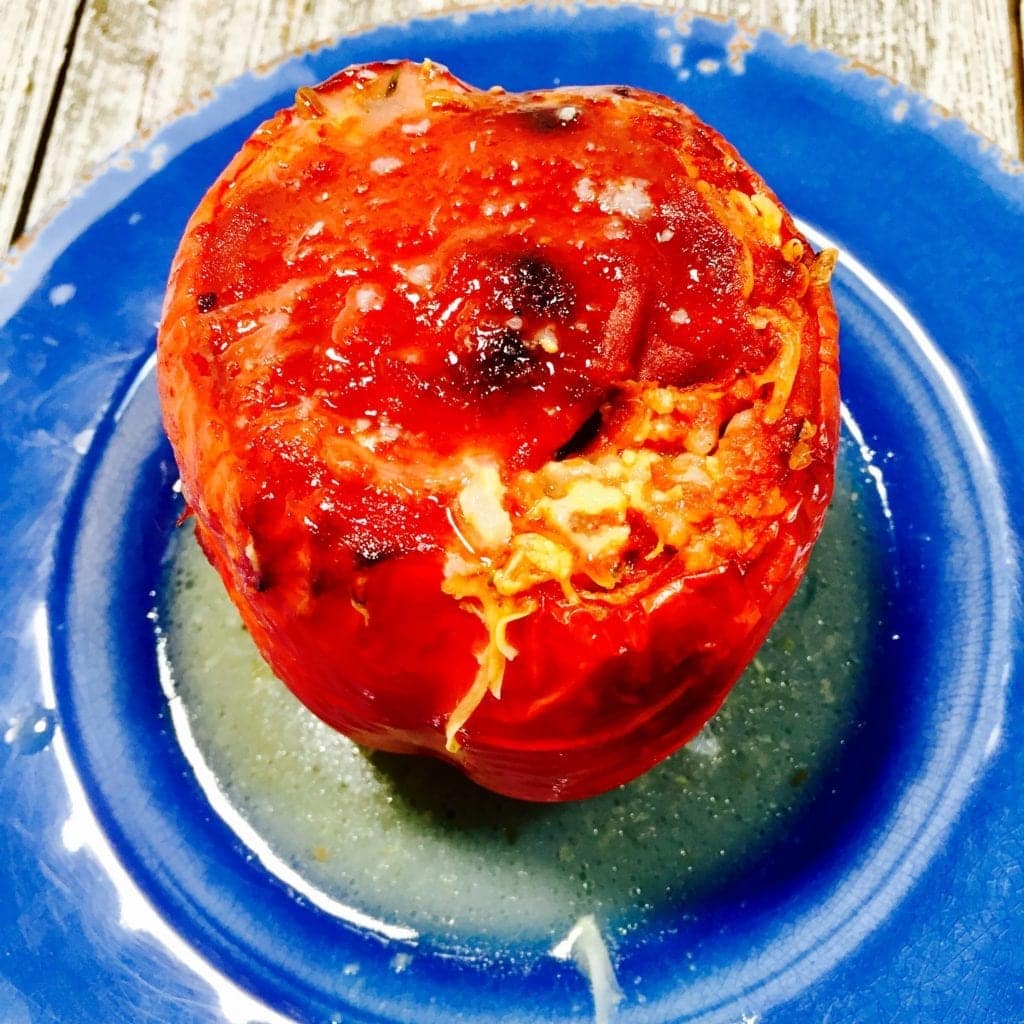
<box><xmin>158</xmin><ymin>60</ymin><xmax>839</xmax><ymax>801</ymax></box>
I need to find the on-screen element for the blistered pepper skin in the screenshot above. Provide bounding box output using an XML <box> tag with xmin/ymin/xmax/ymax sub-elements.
<box><xmin>158</xmin><ymin>61</ymin><xmax>840</xmax><ymax>802</ymax></box>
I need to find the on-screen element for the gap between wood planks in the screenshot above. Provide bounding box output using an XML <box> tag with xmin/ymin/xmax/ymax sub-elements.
<box><xmin>1013</xmin><ymin>0</ymin><xmax>1024</xmax><ymax>154</ymax></box>
<box><xmin>10</xmin><ymin>0</ymin><xmax>89</xmax><ymax>244</ymax></box>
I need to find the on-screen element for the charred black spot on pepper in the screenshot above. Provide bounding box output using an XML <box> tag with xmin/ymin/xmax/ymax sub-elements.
<box><xmin>385</xmin><ymin>70</ymin><xmax>400</xmax><ymax>96</ymax></box>
<box><xmin>554</xmin><ymin>407</ymin><xmax>603</xmax><ymax>461</ymax></box>
<box><xmin>197</xmin><ymin>292</ymin><xmax>218</xmax><ymax>313</ymax></box>
<box><xmin>495</xmin><ymin>255</ymin><xmax>576</xmax><ymax>320</ymax></box>
<box><xmin>472</xmin><ymin>324</ymin><xmax>535</xmax><ymax>386</ymax></box>
<box><xmin>612</xmin><ymin>86</ymin><xmax>633</xmax><ymax>97</ymax></box>
<box><xmin>521</xmin><ymin>103</ymin><xmax>582</xmax><ymax>133</ymax></box>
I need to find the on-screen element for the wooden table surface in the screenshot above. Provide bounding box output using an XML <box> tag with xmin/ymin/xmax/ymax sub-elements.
<box><xmin>1</xmin><ymin>0</ymin><xmax>1022</xmax><ymax>251</ymax></box>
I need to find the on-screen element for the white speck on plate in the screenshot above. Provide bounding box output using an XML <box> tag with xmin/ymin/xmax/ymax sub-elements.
<box><xmin>148</xmin><ymin>143</ymin><xmax>169</xmax><ymax>171</ymax></box>
<box><xmin>686</xmin><ymin>724</ymin><xmax>720</xmax><ymax>758</ymax></box>
<box><xmin>390</xmin><ymin>952</ymin><xmax>413</xmax><ymax>973</ymax></box>
<box><xmin>72</xmin><ymin>428</ymin><xmax>95</xmax><ymax>455</ymax></box>
<box><xmin>48</xmin><ymin>284</ymin><xmax>76</xmax><ymax>307</ymax></box>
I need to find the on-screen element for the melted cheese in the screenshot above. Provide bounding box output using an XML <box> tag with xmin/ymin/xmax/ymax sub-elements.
<box><xmin>441</xmin><ymin>364</ymin><xmax>813</xmax><ymax>747</ymax></box>
<box><xmin>493</xmin><ymin>534</ymin><xmax>577</xmax><ymax>601</ymax></box>
<box><xmin>441</xmin><ymin>555</ymin><xmax>536</xmax><ymax>751</ymax></box>
<box><xmin>752</xmin><ymin>309</ymin><xmax>802</xmax><ymax>423</ymax></box>
<box><xmin>454</xmin><ymin>460</ymin><xmax>513</xmax><ymax>553</ymax></box>
<box><xmin>533</xmin><ymin>480</ymin><xmax>630</xmax><ymax>561</ymax></box>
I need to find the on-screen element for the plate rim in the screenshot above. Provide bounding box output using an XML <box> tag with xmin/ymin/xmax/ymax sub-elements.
<box><xmin>2</xmin><ymin>5</ymin><xmax>1023</xmax><ymax>1023</ymax></box>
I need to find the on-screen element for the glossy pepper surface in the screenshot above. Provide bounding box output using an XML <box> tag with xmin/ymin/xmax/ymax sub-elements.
<box><xmin>158</xmin><ymin>60</ymin><xmax>840</xmax><ymax>801</ymax></box>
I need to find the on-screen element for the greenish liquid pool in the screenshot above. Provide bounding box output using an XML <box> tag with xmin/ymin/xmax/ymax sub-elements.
<box><xmin>159</xmin><ymin>442</ymin><xmax>882</xmax><ymax>947</ymax></box>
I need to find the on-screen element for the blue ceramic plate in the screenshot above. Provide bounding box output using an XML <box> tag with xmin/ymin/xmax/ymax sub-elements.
<box><xmin>2</xmin><ymin>5</ymin><xmax>1022</xmax><ymax>1022</ymax></box>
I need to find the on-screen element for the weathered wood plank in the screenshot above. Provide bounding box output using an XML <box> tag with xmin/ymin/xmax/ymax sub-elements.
<box><xmin>698</xmin><ymin>0</ymin><xmax>1023</xmax><ymax>157</ymax></box>
<box><xmin>0</xmin><ymin>0</ymin><xmax>83</xmax><ymax>247</ymax></box>
<box><xmin>1016</xmin><ymin>0</ymin><xmax>1024</xmax><ymax>146</ymax></box>
<box><xmin>18</xmin><ymin>0</ymin><xmax>1024</xmax><ymax>239</ymax></box>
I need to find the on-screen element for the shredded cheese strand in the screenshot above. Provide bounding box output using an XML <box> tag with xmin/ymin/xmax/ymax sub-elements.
<box><xmin>442</xmin><ymin>561</ymin><xmax>536</xmax><ymax>751</ymax></box>
<box><xmin>753</xmin><ymin>310</ymin><xmax>802</xmax><ymax>423</ymax></box>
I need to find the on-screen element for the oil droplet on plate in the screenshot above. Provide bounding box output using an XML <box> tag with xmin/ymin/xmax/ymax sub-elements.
<box><xmin>3</xmin><ymin>705</ymin><xmax>56</xmax><ymax>755</ymax></box>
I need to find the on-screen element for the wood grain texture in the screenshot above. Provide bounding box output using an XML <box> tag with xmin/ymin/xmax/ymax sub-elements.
<box><xmin>694</xmin><ymin>0</ymin><xmax>1023</xmax><ymax>155</ymax></box>
<box><xmin>8</xmin><ymin>0</ymin><xmax>1024</xmax><ymax>244</ymax></box>
<box><xmin>0</xmin><ymin>0</ymin><xmax>83</xmax><ymax>247</ymax></box>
